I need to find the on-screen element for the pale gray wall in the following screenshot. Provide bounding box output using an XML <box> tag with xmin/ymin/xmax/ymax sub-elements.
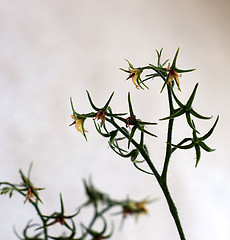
<box><xmin>0</xmin><ymin>0</ymin><xmax>229</xmax><ymax>239</ymax></box>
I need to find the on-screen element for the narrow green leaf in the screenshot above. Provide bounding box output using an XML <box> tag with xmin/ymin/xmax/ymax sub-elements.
<box><xmin>186</xmin><ymin>83</ymin><xmax>199</xmax><ymax>109</ymax></box>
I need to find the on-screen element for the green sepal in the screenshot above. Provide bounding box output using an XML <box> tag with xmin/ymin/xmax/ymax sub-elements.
<box><xmin>186</xmin><ymin>112</ymin><xmax>199</xmax><ymax>133</ymax></box>
<box><xmin>125</xmin><ymin>59</ymin><xmax>134</xmax><ymax>69</ymax></box>
<box><xmin>175</xmin><ymin>68</ymin><xmax>196</xmax><ymax>73</ymax></box>
<box><xmin>171</xmin><ymin>48</ymin><xmax>180</xmax><ymax>69</ymax></box>
<box><xmin>171</xmin><ymin>138</ymin><xmax>193</xmax><ymax>152</ymax></box>
<box><xmin>160</xmin><ymin>108</ymin><xmax>184</xmax><ymax>121</ymax></box>
<box><xmin>195</xmin><ymin>144</ymin><xmax>201</xmax><ymax>167</ymax></box>
<box><xmin>128</xmin><ymin>125</ymin><xmax>138</xmax><ymax>149</ymax></box>
<box><xmin>131</xmin><ymin>149</ymin><xmax>139</xmax><ymax>162</ymax></box>
<box><xmin>160</xmin><ymin>80</ymin><xmax>167</xmax><ymax>93</ymax></box>
<box><xmin>86</xmin><ymin>91</ymin><xmax>100</xmax><ymax>111</ymax></box>
<box><xmin>119</xmin><ymin>68</ymin><xmax>130</xmax><ymax>73</ymax></box>
<box><xmin>108</xmin><ymin>130</ymin><xmax>118</xmax><ymax>146</ymax></box>
<box><xmin>137</xmin><ymin>125</ymin><xmax>157</xmax><ymax>138</ymax></box>
<box><xmin>190</xmin><ymin>108</ymin><xmax>212</xmax><ymax>120</ymax></box>
<box><xmin>140</xmin><ymin>121</ymin><xmax>157</xmax><ymax>125</ymax></box>
<box><xmin>186</xmin><ymin>83</ymin><xmax>199</xmax><ymax>109</ymax></box>
<box><xmin>156</xmin><ymin>48</ymin><xmax>169</xmax><ymax>68</ymax></box>
<box><xmin>128</xmin><ymin>92</ymin><xmax>135</xmax><ymax>116</ymax></box>
<box><xmin>102</xmin><ymin>92</ymin><xmax>114</xmax><ymax>111</ymax></box>
<box><xmin>171</xmin><ymin>141</ymin><xmax>194</xmax><ymax>150</ymax></box>
<box><xmin>199</xmin><ymin>141</ymin><xmax>215</xmax><ymax>152</ymax></box>
<box><xmin>171</xmin><ymin>93</ymin><xmax>183</xmax><ymax>111</ymax></box>
<box><xmin>94</xmin><ymin>121</ymin><xmax>110</xmax><ymax>137</ymax></box>
<box><xmin>201</xmin><ymin>116</ymin><xmax>219</xmax><ymax>141</ymax></box>
<box><xmin>133</xmin><ymin>161</ymin><xmax>154</xmax><ymax>175</ymax></box>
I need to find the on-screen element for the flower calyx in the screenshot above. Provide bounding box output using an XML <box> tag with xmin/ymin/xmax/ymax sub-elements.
<box><xmin>41</xmin><ymin>194</ymin><xmax>80</xmax><ymax>230</ymax></box>
<box><xmin>19</xmin><ymin>166</ymin><xmax>44</xmax><ymax>204</ymax></box>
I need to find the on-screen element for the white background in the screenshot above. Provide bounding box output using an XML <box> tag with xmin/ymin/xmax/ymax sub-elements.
<box><xmin>0</xmin><ymin>0</ymin><xmax>229</xmax><ymax>239</ymax></box>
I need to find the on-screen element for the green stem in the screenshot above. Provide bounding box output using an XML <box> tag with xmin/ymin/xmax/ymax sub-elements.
<box><xmin>106</xmin><ymin>85</ymin><xmax>186</xmax><ymax>239</ymax></box>
<box><xmin>160</xmin><ymin>84</ymin><xmax>186</xmax><ymax>240</ymax></box>
<box><xmin>159</xmin><ymin>182</ymin><xmax>186</xmax><ymax>240</ymax></box>
<box><xmin>161</xmin><ymin>85</ymin><xmax>174</xmax><ymax>181</ymax></box>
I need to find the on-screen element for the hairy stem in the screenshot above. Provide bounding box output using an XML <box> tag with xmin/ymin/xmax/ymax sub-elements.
<box><xmin>159</xmin><ymin>84</ymin><xmax>186</xmax><ymax>240</ymax></box>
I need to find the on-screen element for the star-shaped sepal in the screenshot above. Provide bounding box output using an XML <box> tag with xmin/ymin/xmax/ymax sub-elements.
<box><xmin>160</xmin><ymin>83</ymin><xmax>212</xmax><ymax>133</ymax></box>
<box><xmin>171</xmin><ymin>116</ymin><xmax>219</xmax><ymax>167</ymax></box>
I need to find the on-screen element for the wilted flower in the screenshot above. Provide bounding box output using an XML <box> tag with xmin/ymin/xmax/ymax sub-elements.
<box><xmin>24</xmin><ymin>186</ymin><xmax>43</xmax><ymax>204</ymax></box>
<box><xmin>94</xmin><ymin>110</ymin><xmax>106</xmax><ymax>126</ymax></box>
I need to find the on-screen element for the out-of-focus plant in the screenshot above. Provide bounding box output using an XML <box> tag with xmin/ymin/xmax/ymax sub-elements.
<box><xmin>1</xmin><ymin>165</ymin><xmax>152</xmax><ymax>239</ymax></box>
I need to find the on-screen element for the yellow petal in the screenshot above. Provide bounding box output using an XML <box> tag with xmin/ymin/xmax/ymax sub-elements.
<box><xmin>132</xmin><ymin>74</ymin><xmax>140</xmax><ymax>89</ymax></box>
<box><xmin>75</xmin><ymin>119</ymin><xmax>84</xmax><ymax>134</ymax></box>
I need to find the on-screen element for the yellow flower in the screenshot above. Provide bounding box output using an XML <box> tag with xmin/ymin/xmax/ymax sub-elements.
<box><xmin>69</xmin><ymin>115</ymin><xmax>87</xmax><ymax>139</ymax></box>
<box><xmin>126</xmin><ymin>68</ymin><xmax>140</xmax><ymax>89</ymax></box>
<box><xmin>167</xmin><ymin>63</ymin><xmax>182</xmax><ymax>91</ymax></box>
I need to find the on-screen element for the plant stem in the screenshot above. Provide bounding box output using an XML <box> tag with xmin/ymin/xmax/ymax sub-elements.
<box><xmin>107</xmin><ymin>85</ymin><xmax>186</xmax><ymax>239</ymax></box>
<box><xmin>161</xmin><ymin>85</ymin><xmax>174</xmax><ymax>180</ymax></box>
<box><xmin>159</xmin><ymin>181</ymin><xmax>186</xmax><ymax>240</ymax></box>
<box><xmin>159</xmin><ymin>84</ymin><xmax>186</xmax><ymax>240</ymax></box>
